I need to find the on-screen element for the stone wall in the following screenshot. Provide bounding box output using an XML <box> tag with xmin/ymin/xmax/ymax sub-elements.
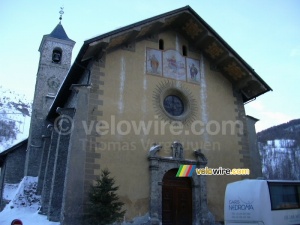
<box><xmin>246</xmin><ymin>116</ymin><xmax>262</xmax><ymax>178</ymax></box>
<box><xmin>0</xmin><ymin>140</ymin><xmax>27</xmax><ymax>210</ymax></box>
<box><xmin>3</xmin><ymin>143</ymin><xmax>27</xmax><ymax>184</ymax></box>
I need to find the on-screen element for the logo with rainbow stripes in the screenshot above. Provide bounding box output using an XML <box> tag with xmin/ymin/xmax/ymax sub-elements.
<box><xmin>176</xmin><ymin>165</ymin><xmax>196</xmax><ymax>177</ymax></box>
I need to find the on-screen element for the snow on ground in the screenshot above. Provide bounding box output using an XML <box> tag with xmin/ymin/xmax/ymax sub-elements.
<box><xmin>2</xmin><ymin>183</ymin><xmax>19</xmax><ymax>202</ymax></box>
<box><xmin>0</xmin><ymin>208</ymin><xmax>59</xmax><ymax>225</ymax></box>
<box><xmin>0</xmin><ymin>176</ymin><xmax>59</xmax><ymax>225</ymax></box>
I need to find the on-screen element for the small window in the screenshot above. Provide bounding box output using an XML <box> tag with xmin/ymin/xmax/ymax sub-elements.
<box><xmin>159</xmin><ymin>39</ymin><xmax>164</xmax><ymax>50</ymax></box>
<box><xmin>52</xmin><ymin>48</ymin><xmax>62</xmax><ymax>63</ymax></box>
<box><xmin>269</xmin><ymin>183</ymin><xmax>300</xmax><ymax>210</ymax></box>
<box><xmin>182</xmin><ymin>45</ymin><xmax>187</xmax><ymax>56</ymax></box>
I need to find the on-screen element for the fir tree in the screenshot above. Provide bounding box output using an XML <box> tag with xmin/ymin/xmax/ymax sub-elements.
<box><xmin>85</xmin><ymin>169</ymin><xmax>125</xmax><ymax>225</ymax></box>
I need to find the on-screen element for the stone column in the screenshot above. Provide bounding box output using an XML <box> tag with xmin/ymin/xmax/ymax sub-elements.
<box><xmin>0</xmin><ymin>162</ymin><xmax>7</xmax><ymax>210</ymax></box>
<box><xmin>25</xmin><ymin>115</ymin><xmax>51</xmax><ymax>177</ymax></box>
<box><xmin>199</xmin><ymin>175</ymin><xmax>209</xmax><ymax>225</ymax></box>
<box><xmin>149</xmin><ymin>158</ymin><xmax>160</xmax><ymax>225</ymax></box>
<box><xmin>24</xmin><ymin>138</ymin><xmax>43</xmax><ymax>177</ymax></box>
<box><xmin>40</xmin><ymin>124</ymin><xmax>59</xmax><ymax>215</ymax></box>
<box><xmin>194</xmin><ymin>150</ymin><xmax>209</xmax><ymax>225</ymax></box>
<box><xmin>48</xmin><ymin>108</ymin><xmax>75</xmax><ymax>222</ymax></box>
<box><xmin>61</xmin><ymin>86</ymin><xmax>89</xmax><ymax>225</ymax></box>
<box><xmin>37</xmin><ymin>125</ymin><xmax>53</xmax><ymax>195</ymax></box>
<box><xmin>148</xmin><ymin>145</ymin><xmax>162</xmax><ymax>225</ymax></box>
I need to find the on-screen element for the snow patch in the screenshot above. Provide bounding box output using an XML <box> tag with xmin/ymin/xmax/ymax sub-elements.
<box><xmin>0</xmin><ymin>176</ymin><xmax>59</xmax><ymax>225</ymax></box>
<box><xmin>260</xmin><ymin>138</ymin><xmax>300</xmax><ymax>179</ymax></box>
<box><xmin>267</xmin><ymin>139</ymin><xmax>296</xmax><ymax>148</ymax></box>
<box><xmin>2</xmin><ymin>183</ymin><xmax>19</xmax><ymax>201</ymax></box>
<box><xmin>119</xmin><ymin>212</ymin><xmax>149</xmax><ymax>225</ymax></box>
<box><xmin>149</xmin><ymin>144</ymin><xmax>161</xmax><ymax>152</ymax></box>
<box><xmin>5</xmin><ymin>176</ymin><xmax>40</xmax><ymax>211</ymax></box>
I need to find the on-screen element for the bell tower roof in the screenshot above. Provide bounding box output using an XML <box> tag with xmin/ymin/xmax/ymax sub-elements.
<box><xmin>48</xmin><ymin>22</ymin><xmax>74</xmax><ymax>42</ymax></box>
<box><xmin>40</xmin><ymin>7</ymin><xmax>75</xmax><ymax>45</ymax></box>
<box><xmin>38</xmin><ymin>21</ymin><xmax>75</xmax><ymax>53</ymax></box>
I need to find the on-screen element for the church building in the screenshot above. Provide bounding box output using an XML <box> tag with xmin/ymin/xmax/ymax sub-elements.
<box><xmin>0</xmin><ymin>6</ymin><xmax>271</xmax><ymax>225</ymax></box>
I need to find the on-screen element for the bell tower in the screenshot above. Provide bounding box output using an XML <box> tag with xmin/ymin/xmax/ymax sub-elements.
<box><xmin>25</xmin><ymin>8</ymin><xmax>75</xmax><ymax>176</ymax></box>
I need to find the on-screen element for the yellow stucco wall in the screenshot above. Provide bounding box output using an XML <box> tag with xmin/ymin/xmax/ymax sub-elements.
<box><xmin>90</xmin><ymin>30</ymin><xmax>245</xmax><ymax>221</ymax></box>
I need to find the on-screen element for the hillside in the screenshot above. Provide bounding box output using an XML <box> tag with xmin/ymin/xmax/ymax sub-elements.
<box><xmin>257</xmin><ymin>119</ymin><xmax>300</xmax><ymax>180</ymax></box>
<box><xmin>0</xmin><ymin>87</ymin><xmax>32</xmax><ymax>152</ymax></box>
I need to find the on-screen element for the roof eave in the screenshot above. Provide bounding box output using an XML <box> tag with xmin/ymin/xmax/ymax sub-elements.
<box><xmin>47</xmin><ymin>5</ymin><xmax>272</xmax><ymax>118</ymax></box>
<box><xmin>82</xmin><ymin>5</ymin><xmax>272</xmax><ymax>95</ymax></box>
<box><xmin>0</xmin><ymin>139</ymin><xmax>28</xmax><ymax>159</ymax></box>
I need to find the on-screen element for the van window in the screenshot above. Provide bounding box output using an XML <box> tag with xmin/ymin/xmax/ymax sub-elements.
<box><xmin>268</xmin><ymin>183</ymin><xmax>300</xmax><ymax>210</ymax></box>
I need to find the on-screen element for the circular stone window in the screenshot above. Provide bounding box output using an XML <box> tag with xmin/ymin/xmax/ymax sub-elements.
<box><xmin>159</xmin><ymin>87</ymin><xmax>191</xmax><ymax>121</ymax></box>
<box><xmin>153</xmin><ymin>81</ymin><xmax>197</xmax><ymax>125</ymax></box>
<box><xmin>163</xmin><ymin>95</ymin><xmax>184</xmax><ymax>116</ymax></box>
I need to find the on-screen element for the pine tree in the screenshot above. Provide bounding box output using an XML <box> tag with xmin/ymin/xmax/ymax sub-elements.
<box><xmin>85</xmin><ymin>169</ymin><xmax>125</xmax><ymax>225</ymax></box>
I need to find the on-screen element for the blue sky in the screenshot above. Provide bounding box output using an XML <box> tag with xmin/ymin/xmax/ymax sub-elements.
<box><xmin>0</xmin><ymin>0</ymin><xmax>299</xmax><ymax>132</ymax></box>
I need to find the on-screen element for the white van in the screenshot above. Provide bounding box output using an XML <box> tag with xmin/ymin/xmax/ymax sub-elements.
<box><xmin>224</xmin><ymin>179</ymin><xmax>300</xmax><ymax>225</ymax></box>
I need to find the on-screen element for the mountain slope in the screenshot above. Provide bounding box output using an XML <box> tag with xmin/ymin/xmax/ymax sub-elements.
<box><xmin>0</xmin><ymin>87</ymin><xmax>32</xmax><ymax>152</ymax></box>
<box><xmin>257</xmin><ymin>119</ymin><xmax>300</xmax><ymax>180</ymax></box>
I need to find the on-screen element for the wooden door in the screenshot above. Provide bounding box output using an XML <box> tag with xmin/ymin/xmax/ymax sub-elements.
<box><xmin>162</xmin><ymin>169</ymin><xmax>192</xmax><ymax>225</ymax></box>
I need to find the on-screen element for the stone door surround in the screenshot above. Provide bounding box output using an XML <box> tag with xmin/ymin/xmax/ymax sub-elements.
<box><xmin>148</xmin><ymin>142</ymin><xmax>209</xmax><ymax>225</ymax></box>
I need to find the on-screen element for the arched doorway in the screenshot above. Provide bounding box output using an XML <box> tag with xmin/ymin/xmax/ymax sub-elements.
<box><xmin>162</xmin><ymin>169</ymin><xmax>192</xmax><ymax>225</ymax></box>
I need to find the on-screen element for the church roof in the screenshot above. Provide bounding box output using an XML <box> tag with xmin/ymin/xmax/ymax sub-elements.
<box><xmin>0</xmin><ymin>139</ymin><xmax>28</xmax><ymax>167</ymax></box>
<box><xmin>48</xmin><ymin>5</ymin><xmax>272</xmax><ymax>119</ymax></box>
<box><xmin>48</xmin><ymin>22</ymin><xmax>74</xmax><ymax>42</ymax></box>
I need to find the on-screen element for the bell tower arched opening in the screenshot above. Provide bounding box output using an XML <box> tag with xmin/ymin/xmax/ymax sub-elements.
<box><xmin>52</xmin><ymin>47</ymin><xmax>62</xmax><ymax>63</ymax></box>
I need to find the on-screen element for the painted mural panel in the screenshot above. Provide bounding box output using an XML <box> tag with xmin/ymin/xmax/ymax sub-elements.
<box><xmin>186</xmin><ymin>58</ymin><xmax>200</xmax><ymax>84</ymax></box>
<box><xmin>146</xmin><ymin>48</ymin><xmax>162</xmax><ymax>76</ymax></box>
<box><xmin>146</xmin><ymin>48</ymin><xmax>201</xmax><ymax>84</ymax></box>
<box><xmin>163</xmin><ymin>49</ymin><xmax>186</xmax><ymax>81</ymax></box>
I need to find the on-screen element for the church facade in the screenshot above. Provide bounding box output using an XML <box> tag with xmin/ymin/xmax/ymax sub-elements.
<box><xmin>0</xmin><ymin>6</ymin><xmax>271</xmax><ymax>225</ymax></box>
